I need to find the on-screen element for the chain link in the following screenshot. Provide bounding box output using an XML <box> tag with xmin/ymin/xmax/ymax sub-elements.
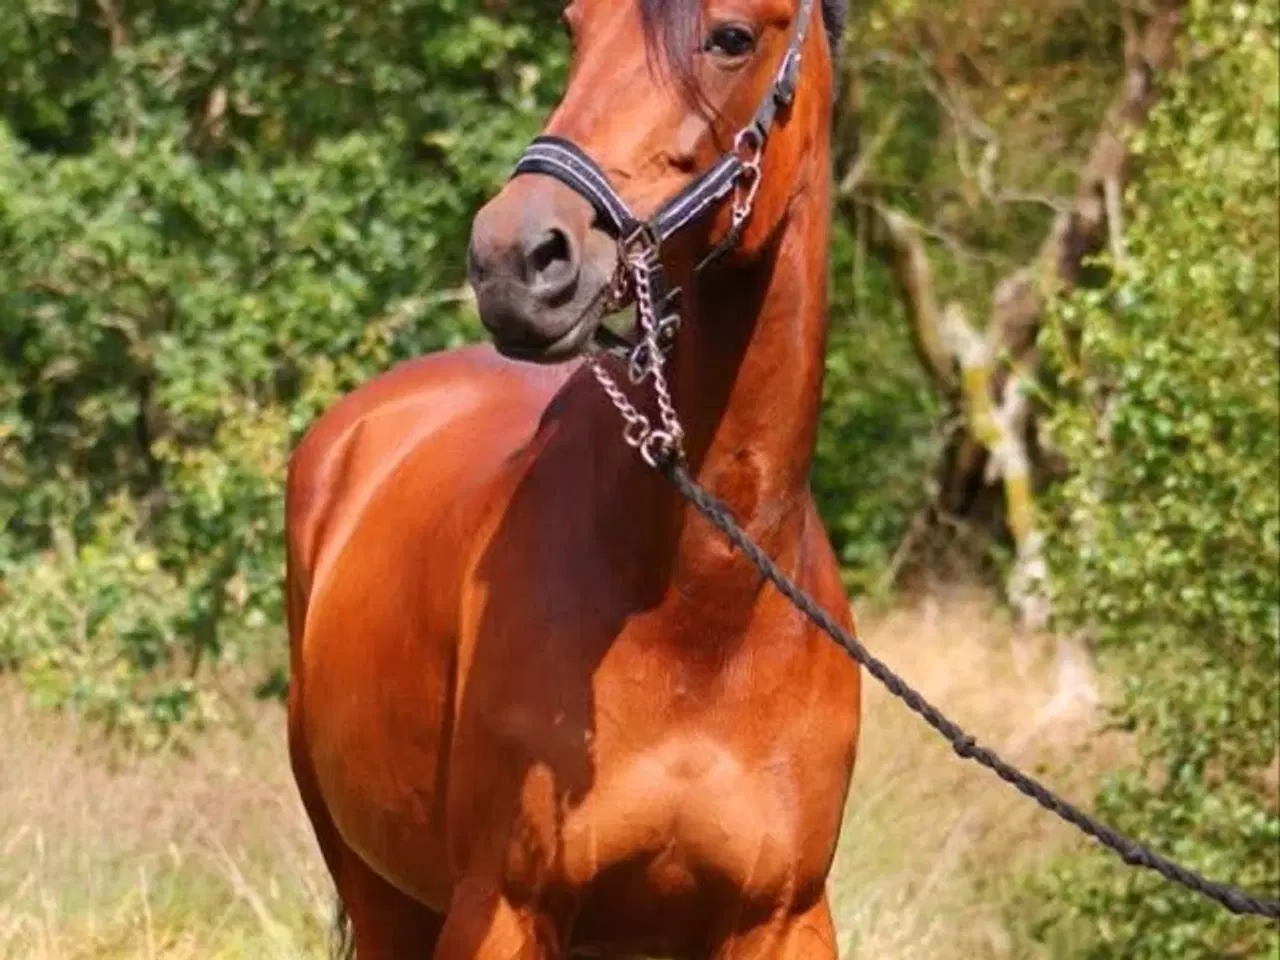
<box><xmin>589</xmin><ymin>246</ymin><xmax>686</xmax><ymax>468</ymax></box>
<box><xmin>590</xmin><ymin>127</ymin><xmax>767</xmax><ymax>470</ymax></box>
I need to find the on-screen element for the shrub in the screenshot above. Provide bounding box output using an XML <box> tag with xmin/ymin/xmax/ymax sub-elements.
<box><xmin>1035</xmin><ymin>2</ymin><xmax>1280</xmax><ymax>955</ymax></box>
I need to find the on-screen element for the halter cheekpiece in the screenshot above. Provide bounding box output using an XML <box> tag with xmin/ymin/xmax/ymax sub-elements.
<box><xmin>508</xmin><ymin>0</ymin><xmax>816</xmax><ymax>468</ymax></box>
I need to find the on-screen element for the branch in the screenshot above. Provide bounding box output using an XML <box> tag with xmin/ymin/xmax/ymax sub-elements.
<box><xmin>95</xmin><ymin>0</ymin><xmax>127</xmax><ymax>51</ymax></box>
<box><xmin>836</xmin><ymin>106</ymin><xmax>899</xmax><ymax>199</ymax></box>
<box><xmin>856</xmin><ymin>47</ymin><xmax>1067</xmax><ymax>215</ymax></box>
<box><xmin>864</xmin><ymin>204</ymin><xmax>958</xmax><ymax>395</ymax></box>
<box><xmin>996</xmin><ymin>2</ymin><xmax>1185</xmax><ymax>349</ymax></box>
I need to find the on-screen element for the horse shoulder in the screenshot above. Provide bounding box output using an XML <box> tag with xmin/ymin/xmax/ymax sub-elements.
<box><xmin>283</xmin><ymin>344</ymin><xmax>577</xmax><ymax>903</ymax></box>
<box><xmin>285</xmin><ymin>344</ymin><xmax>569</xmax><ymax>601</ymax></box>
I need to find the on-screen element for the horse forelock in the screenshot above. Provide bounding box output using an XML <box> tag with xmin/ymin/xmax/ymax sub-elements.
<box><xmin>637</xmin><ymin>0</ymin><xmax>849</xmax><ymax>85</ymax></box>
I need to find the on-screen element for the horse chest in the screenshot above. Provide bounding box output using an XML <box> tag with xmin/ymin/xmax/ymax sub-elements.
<box><xmin>564</xmin><ymin>735</ymin><xmax>807</xmax><ymax>898</ymax></box>
<box><xmin>482</xmin><ymin>657</ymin><xmax>849</xmax><ymax>922</ymax></box>
<box><xmin>456</xmin><ymin>514</ymin><xmax>858</xmax><ymax>927</ymax></box>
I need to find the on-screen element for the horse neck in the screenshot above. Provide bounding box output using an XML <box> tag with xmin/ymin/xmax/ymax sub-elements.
<box><xmin>573</xmin><ymin>138</ymin><xmax>831</xmax><ymax>600</ymax></box>
<box><xmin>666</xmin><ymin>173</ymin><xmax>831</xmax><ymax>552</ymax></box>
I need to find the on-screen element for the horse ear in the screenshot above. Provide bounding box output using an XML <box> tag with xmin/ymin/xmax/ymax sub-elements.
<box><xmin>822</xmin><ymin>0</ymin><xmax>849</xmax><ymax>57</ymax></box>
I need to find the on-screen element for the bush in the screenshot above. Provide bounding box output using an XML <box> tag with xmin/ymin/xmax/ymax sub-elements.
<box><xmin>1035</xmin><ymin>2</ymin><xmax>1280</xmax><ymax>955</ymax></box>
<box><xmin>816</xmin><ymin>231</ymin><xmax>943</xmax><ymax>590</ymax></box>
<box><xmin>0</xmin><ymin>0</ymin><xmax>567</xmax><ymax>737</ymax></box>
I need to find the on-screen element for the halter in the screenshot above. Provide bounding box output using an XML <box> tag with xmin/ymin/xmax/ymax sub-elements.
<box><xmin>508</xmin><ymin>0</ymin><xmax>816</xmax><ymax>467</ymax></box>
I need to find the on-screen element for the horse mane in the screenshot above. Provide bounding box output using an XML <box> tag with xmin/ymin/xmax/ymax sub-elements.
<box><xmin>638</xmin><ymin>0</ymin><xmax>849</xmax><ymax>85</ymax></box>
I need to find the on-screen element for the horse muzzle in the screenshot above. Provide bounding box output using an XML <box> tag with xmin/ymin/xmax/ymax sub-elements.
<box><xmin>467</xmin><ymin>175</ymin><xmax>619</xmax><ymax>364</ymax></box>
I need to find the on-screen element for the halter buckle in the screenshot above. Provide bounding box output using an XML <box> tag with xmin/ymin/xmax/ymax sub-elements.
<box><xmin>729</xmin><ymin>129</ymin><xmax>764</xmax><ymax>233</ymax></box>
<box><xmin>733</xmin><ymin>126</ymin><xmax>764</xmax><ymax>165</ymax></box>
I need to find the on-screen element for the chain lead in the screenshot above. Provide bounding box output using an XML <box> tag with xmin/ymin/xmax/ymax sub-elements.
<box><xmin>589</xmin><ymin>243</ymin><xmax>687</xmax><ymax>468</ymax></box>
<box><xmin>590</xmin><ymin>123</ymin><xmax>770</xmax><ymax>470</ymax></box>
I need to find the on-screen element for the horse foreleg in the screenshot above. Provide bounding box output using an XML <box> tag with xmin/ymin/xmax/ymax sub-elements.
<box><xmin>432</xmin><ymin>878</ymin><xmax>563</xmax><ymax>960</ymax></box>
<box><xmin>325</xmin><ymin>842</ymin><xmax>447</xmax><ymax>959</ymax></box>
<box><xmin>712</xmin><ymin>896</ymin><xmax>840</xmax><ymax>960</ymax></box>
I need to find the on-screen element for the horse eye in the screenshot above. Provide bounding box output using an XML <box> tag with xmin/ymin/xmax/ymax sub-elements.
<box><xmin>704</xmin><ymin>23</ymin><xmax>757</xmax><ymax>60</ymax></box>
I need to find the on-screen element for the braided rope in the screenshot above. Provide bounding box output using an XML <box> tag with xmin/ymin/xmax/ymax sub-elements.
<box><xmin>661</xmin><ymin>457</ymin><xmax>1280</xmax><ymax>921</ymax></box>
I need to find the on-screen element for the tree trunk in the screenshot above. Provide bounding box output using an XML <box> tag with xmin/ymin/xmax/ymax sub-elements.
<box><xmin>836</xmin><ymin>3</ymin><xmax>1186</xmax><ymax>625</ymax></box>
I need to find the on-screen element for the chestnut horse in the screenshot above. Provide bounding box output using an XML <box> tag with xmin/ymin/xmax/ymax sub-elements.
<box><xmin>285</xmin><ymin>0</ymin><xmax>860</xmax><ymax>955</ymax></box>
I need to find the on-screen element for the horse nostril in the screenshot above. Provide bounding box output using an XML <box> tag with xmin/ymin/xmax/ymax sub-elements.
<box><xmin>522</xmin><ymin>226</ymin><xmax>578</xmax><ymax>303</ymax></box>
<box><xmin>527</xmin><ymin>228</ymin><xmax>569</xmax><ymax>276</ymax></box>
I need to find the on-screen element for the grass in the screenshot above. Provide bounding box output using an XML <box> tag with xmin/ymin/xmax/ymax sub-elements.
<box><xmin>828</xmin><ymin>587</ymin><xmax>1117</xmax><ymax>959</ymax></box>
<box><xmin>0</xmin><ymin>587</ymin><xmax>1118</xmax><ymax>959</ymax></box>
<box><xmin>0</xmin><ymin>699</ymin><xmax>331</xmax><ymax>958</ymax></box>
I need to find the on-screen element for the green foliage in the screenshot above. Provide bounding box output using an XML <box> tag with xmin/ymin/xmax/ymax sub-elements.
<box><xmin>815</xmin><ymin>230</ymin><xmax>942</xmax><ymax>589</ymax></box>
<box><xmin>2</xmin><ymin>0</ymin><xmax>1275</xmax><ymax>950</ymax></box>
<box><xmin>851</xmin><ymin>0</ymin><xmax>1127</xmax><ymax>307</ymax></box>
<box><xmin>0</xmin><ymin>0</ymin><xmax>568</xmax><ymax>739</ymax></box>
<box><xmin>0</xmin><ymin>495</ymin><xmax>216</xmax><ymax>748</ymax></box>
<box><xmin>0</xmin><ymin>1</ymin><xmax>932</xmax><ymax>741</ymax></box>
<box><xmin>1035</xmin><ymin>2</ymin><xmax>1280</xmax><ymax>955</ymax></box>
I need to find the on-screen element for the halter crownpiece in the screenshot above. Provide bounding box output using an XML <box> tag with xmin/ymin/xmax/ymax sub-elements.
<box><xmin>509</xmin><ymin>0</ymin><xmax>816</xmax><ymax>467</ymax></box>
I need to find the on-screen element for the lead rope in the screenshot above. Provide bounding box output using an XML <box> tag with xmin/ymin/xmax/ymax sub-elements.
<box><xmin>587</xmin><ymin>214</ymin><xmax>1280</xmax><ymax>928</ymax></box>
<box><xmin>660</xmin><ymin>456</ymin><xmax>1280</xmax><ymax>921</ymax></box>
<box><xmin>551</xmin><ymin>0</ymin><xmax>1277</xmax><ymax>921</ymax></box>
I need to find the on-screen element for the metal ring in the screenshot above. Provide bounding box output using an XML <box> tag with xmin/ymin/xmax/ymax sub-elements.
<box><xmin>639</xmin><ymin>431</ymin><xmax>675</xmax><ymax>468</ymax></box>
<box><xmin>622</xmin><ymin>416</ymin><xmax>650</xmax><ymax>448</ymax></box>
<box><xmin>620</xmin><ymin>221</ymin><xmax>660</xmax><ymax>259</ymax></box>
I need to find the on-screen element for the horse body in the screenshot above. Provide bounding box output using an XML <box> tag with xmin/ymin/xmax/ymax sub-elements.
<box><xmin>287</xmin><ymin>342</ymin><xmax>859</xmax><ymax>955</ymax></box>
<box><xmin>287</xmin><ymin>0</ymin><xmax>861</xmax><ymax>954</ymax></box>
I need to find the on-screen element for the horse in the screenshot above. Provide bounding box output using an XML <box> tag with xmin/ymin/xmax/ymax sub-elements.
<box><xmin>285</xmin><ymin>0</ymin><xmax>861</xmax><ymax>955</ymax></box>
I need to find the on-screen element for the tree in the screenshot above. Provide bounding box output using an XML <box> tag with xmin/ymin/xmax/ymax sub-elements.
<box><xmin>834</xmin><ymin>3</ymin><xmax>1277</xmax><ymax>953</ymax></box>
<box><xmin>836</xmin><ymin>1</ymin><xmax>1184</xmax><ymax>623</ymax></box>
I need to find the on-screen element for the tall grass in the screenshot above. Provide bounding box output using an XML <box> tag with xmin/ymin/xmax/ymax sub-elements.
<box><xmin>0</xmin><ymin>700</ymin><xmax>329</xmax><ymax>959</ymax></box>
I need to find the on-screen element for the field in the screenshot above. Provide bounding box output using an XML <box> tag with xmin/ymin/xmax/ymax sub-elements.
<box><xmin>0</xmin><ymin>588</ymin><xmax>1120</xmax><ymax>959</ymax></box>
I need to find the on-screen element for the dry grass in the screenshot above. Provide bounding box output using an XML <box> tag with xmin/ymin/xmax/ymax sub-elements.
<box><xmin>829</xmin><ymin>586</ymin><xmax>1117</xmax><ymax>959</ymax></box>
<box><xmin>0</xmin><ymin>589</ymin><xmax>1118</xmax><ymax>959</ymax></box>
<box><xmin>0</xmin><ymin>699</ymin><xmax>331</xmax><ymax>959</ymax></box>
